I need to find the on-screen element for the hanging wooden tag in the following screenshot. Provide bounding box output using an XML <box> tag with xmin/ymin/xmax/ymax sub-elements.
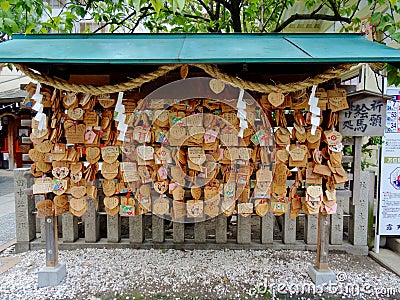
<box><xmin>209</xmin><ymin>79</ymin><xmax>225</xmax><ymax>94</ymax></box>
<box><xmin>255</xmin><ymin>199</ymin><xmax>269</xmax><ymax>217</ymax></box>
<box><xmin>237</xmin><ymin>202</ymin><xmax>253</xmax><ymax>217</ymax></box>
<box><xmin>102</xmin><ymin>146</ymin><xmax>119</xmax><ymax>163</ymax></box>
<box><xmin>306</xmin><ymin>185</ymin><xmax>323</xmax><ymax>198</ymax></box>
<box><xmin>204</xmin><ymin>198</ymin><xmax>220</xmax><ymax>217</ymax></box>
<box><xmin>70</xmin><ymin>186</ymin><xmax>86</xmax><ymax>198</ymax></box>
<box><xmin>54</xmin><ymin>194</ymin><xmax>69</xmax><ymax>208</ymax></box>
<box><xmin>70</xmin><ymin>197</ymin><xmax>87</xmax><ymax>212</ymax></box>
<box><xmin>172</xmin><ymin>185</ymin><xmax>185</xmax><ymax>201</ymax></box>
<box><xmin>187</xmin><ymin>200</ymin><xmax>204</xmax><ymax>218</ymax></box>
<box><xmin>153</xmin><ymin>180</ymin><xmax>168</xmax><ymax>194</ymax></box>
<box><xmin>101</xmin><ymin>161</ymin><xmax>119</xmax><ymax>179</ymax></box>
<box><xmin>153</xmin><ymin>197</ymin><xmax>170</xmax><ymax>215</ymax></box>
<box><xmin>52</xmin><ymin>179</ymin><xmax>68</xmax><ymax>195</ymax></box>
<box><xmin>188</xmin><ymin>147</ymin><xmax>206</xmax><ymax>165</ymax></box>
<box><xmin>36</xmin><ymin>140</ymin><xmax>53</xmax><ymax>153</ymax></box>
<box><xmin>190</xmin><ymin>186</ymin><xmax>202</xmax><ymax>200</ymax></box>
<box><xmin>268</xmin><ymin>92</ymin><xmax>285</xmax><ymax>107</ymax></box>
<box><xmin>67</xmin><ymin>107</ymin><xmax>84</xmax><ymax>121</ymax></box>
<box><xmin>65</xmin><ymin>124</ymin><xmax>86</xmax><ymax>144</ymax></box>
<box><xmin>36</xmin><ymin>199</ymin><xmax>54</xmax><ymax>218</ymax></box>
<box><xmin>29</xmin><ymin>149</ymin><xmax>45</xmax><ymax>162</ymax></box>
<box><xmin>33</xmin><ymin>177</ymin><xmax>53</xmax><ymax>194</ymax></box>
<box><xmin>104</xmin><ymin>196</ymin><xmax>119</xmax><ymax>210</ymax></box>
<box><xmin>98</xmin><ymin>94</ymin><xmax>115</xmax><ymax>108</ymax></box>
<box><xmin>52</xmin><ymin>166</ymin><xmax>69</xmax><ymax>179</ymax></box>
<box><xmin>324</xmin><ymin>130</ymin><xmax>342</xmax><ymax>146</ymax></box>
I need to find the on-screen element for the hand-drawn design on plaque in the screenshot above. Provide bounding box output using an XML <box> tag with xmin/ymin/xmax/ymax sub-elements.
<box><xmin>390</xmin><ymin>167</ymin><xmax>400</xmax><ymax>190</ymax></box>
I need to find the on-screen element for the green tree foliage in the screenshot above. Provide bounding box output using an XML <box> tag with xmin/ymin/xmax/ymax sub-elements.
<box><xmin>0</xmin><ymin>0</ymin><xmax>399</xmax><ymax>84</ymax></box>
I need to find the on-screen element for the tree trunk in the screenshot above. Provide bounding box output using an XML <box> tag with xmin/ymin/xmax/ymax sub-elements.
<box><xmin>228</xmin><ymin>0</ymin><xmax>242</xmax><ymax>32</ymax></box>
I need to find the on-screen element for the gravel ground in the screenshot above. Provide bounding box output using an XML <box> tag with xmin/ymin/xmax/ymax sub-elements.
<box><xmin>0</xmin><ymin>248</ymin><xmax>399</xmax><ymax>300</ymax></box>
<box><xmin>0</xmin><ymin>213</ymin><xmax>15</xmax><ymax>245</ymax></box>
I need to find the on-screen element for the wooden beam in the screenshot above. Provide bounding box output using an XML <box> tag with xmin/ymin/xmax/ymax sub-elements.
<box><xmin>44</xmin><ymin>216</ymin><xmax>59</xmax><ymax>267</ymax></box>
<box><xmin>316</xmin><ymin>213</ymin><xmax>330</xmax><ymax>270</ymax></box>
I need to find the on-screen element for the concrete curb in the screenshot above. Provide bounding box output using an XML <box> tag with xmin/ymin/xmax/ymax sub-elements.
<box><xmin>369</xmin><ymin>249</ymin><xmax>400</xmax><ymax>277</ymax></box>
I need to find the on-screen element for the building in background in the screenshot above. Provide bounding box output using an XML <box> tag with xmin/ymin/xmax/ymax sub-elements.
<box><xmin>0</xmin><ymin>65</ymin><xmax>32</xmax><ymax>169</ymax></box>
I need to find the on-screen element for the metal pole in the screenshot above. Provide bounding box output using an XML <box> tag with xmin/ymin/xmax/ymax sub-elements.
<box><xmin>374</xmin><ymin>145</ymin><xmax>382</xmax><ymax>253</ymax></box>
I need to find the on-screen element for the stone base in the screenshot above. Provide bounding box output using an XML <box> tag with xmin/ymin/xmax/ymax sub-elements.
<box><xmin>38</xmin><ymin>262</ymin><xmax>67</xmax><ymax>288</ymax></box>
<box><xmin>308</xmin><ymin>265</ymin><xmax>336</xmax><ymax>286</ymax></box>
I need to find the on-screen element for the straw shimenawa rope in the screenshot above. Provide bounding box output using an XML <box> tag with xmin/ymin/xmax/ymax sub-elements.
<box><xmin>14</xmin><ymin>63</ymin><xmax>181</xmax><ymax>95</ymax></box>
<box><xmin>14</xmin><ymin>62</ymin><xmax>358</xmax><ymax>95</ymax></box>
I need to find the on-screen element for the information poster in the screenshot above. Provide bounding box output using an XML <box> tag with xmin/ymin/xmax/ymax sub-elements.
<box><xmin>379</xmin><ymin>98</ymin><xmax>400</xmax><ymax>235</ymax></box>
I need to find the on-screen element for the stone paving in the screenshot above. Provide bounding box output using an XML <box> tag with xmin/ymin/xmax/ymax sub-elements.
<box><xmin>0</xmin><ymin>170</ymin><xmax>15</xmax><ymax>246</ymax></box>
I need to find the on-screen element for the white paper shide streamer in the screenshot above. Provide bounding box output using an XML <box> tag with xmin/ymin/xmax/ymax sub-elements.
<box><xmin>115</xmin><ymin>92</ymin><xmax>127</xmax><ymax>141</ymax></box>
<box><xmin>32</xmin><ymin>82</ymin><xmax>47</xmax><ymax>130</ymax></box>
<box><xmin>237</xmin><ymin>89</ymin><xmax>248</xmax><ymax>138</ymax></box>
<box><xmin>308</xmin><ymin>85</ymin><xmax>320</xmax><ymax>135</ymax></box>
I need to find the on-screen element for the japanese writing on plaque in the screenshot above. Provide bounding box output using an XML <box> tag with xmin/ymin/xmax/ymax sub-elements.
<box><xmin>339</xmin><ymin>98</ymin><xmax>386</xmax><ymax>136</ymax></box>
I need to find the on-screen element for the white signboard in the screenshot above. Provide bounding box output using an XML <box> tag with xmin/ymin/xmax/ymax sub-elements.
<box><xmin>379</xmin><ymin>98</ymin><xmax>400</xmax><ymax>235</ymax></box>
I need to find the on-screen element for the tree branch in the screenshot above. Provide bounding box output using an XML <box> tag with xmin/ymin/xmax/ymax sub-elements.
<box><xmin>213</xmin><ymin>0</ymin><xmax>230</xmax><ymax>9</ymax></box>
<box><xmin>261</xmin><ymin>0</ymin><xmax>283</xmax><ymax>32</ymax></box>
<box><xmin>350</xmin><ymin>0</ymin><xmax>362</xmax><ymax>19</ymax></box>
<box><xmin>326</xmin><ymin>0</ymin><xmax>341</xmax><ymax>17</ymax></box>
<box><xmin>92</xmin><ymin>7</ymin><xmax>145</xmax><ymax>33</ymax></box>
<box><xmin>275</xmin><ymin>0</ymin><xmax>287</xmax><ymax>30</ymax></box>
<box><xmin>197</xmin><ymin>0</ymin><xmax>214</xmax><ymax>19</ymax></box>
<box><xmin>273</xmin><ymin>13</ymin><xmax>351</xmax><ymax>32</ymax></box>
<box><xmin>310</xmin><ymin>2</ymin><xmax>325</xmax><ymax>16</ymax></box>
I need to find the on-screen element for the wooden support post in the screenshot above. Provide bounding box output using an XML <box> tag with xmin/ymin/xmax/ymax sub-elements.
<box><xmin>330</xmin><ymin>196</ymin><xmax>344</xmax><ymax>245</ymax></box>
<box><xmin>283</xmin><ymin>207</ymin><xmax>296</xmax><ymax>244</ymax></box>
<box><xmin>352</xmin><ymin>137</ymin><xmax>363</xmax><ymax>205</ymax></box>
<box><xmin>237</xmin><ymin>215</ymin><xmax>251</xmax><ymax>244</ymax></box>
<box><xmin>173</xmin><ymin>221</ymin><xmax>185</xmax><ymax>243</ymax></box>
<box><xmin>152</xmin><ymin>215</ymin><xmax>165</xmax><ymax>243</ymax></box>
<box><xmin>316</xmin><ymin>213</ymin><xmax>330</xmax><ymax>270</ymax></box>
<box><xmin>349</xmin><ymin>171</ymin><xmax>369</xmax><ymax>246</ymax></box>
<box><xmin>304</xmin><ymin>214</ymin><xmax>318</xmax><ymax>245</ymax></box>
<box><xmin>44</xmin><ymin>216</ymin><xmax>59</xmax><ymax>267</ymax></box>
<box><xmin>62</xmin><ymin>214</ymin><xmax>78</xmax><ymax>243</ymax></box>
<box><xmin>260</xmin><ymin>212</ymin><xmax>274</xmax><ymax>244</ymax></box>
<box><xmin>129</xmin><ymin>215</ymin><xmax>145</xmax><ymax>244</ymax></box>
<box><xmin>84</xmin><ymin>198</ymin><xmax>100</xmax><ymax>243</ymax></box>
<box><xmin>194</xmin><ymin>221</ymin><xmax>206</xmax><ymax>243</ymax></box>
<box><xmin>14</xmin><ymin>168</ymin><xmax>36</xmax><ymax>252</ymax></box>
<box><xmin>107</xmin><ymin>214</ymin><xmax>121</xmax><ymax>243</ymax></box>
<box><xmin>215</xmin><ymin>214</ymin><xmax>227</xmax><ymax>244</ymax></box>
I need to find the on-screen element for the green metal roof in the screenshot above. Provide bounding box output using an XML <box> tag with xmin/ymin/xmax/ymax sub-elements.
<box><xmin>0</xmin><ymin>33</ymin><xmax>399</xmax><ymax>64</ymax></box>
